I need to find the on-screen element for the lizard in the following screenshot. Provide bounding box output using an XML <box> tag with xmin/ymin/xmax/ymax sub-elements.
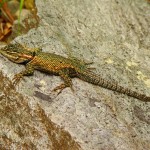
<box><xmin>0</xmin><ymin>43</ymin><xmax>150</xmax><ymax>102</ymax></box>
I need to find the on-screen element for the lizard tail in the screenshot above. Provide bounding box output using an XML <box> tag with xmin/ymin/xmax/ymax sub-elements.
<box><xmin>77</xmin><ymin>70</ymin><xmax>150</xmax><ymax>102</ymax></box>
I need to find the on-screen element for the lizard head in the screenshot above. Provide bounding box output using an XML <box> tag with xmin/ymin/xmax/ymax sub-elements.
<box><xmin>0</xmin><ymin>43</ymin><xmax>40</xmax><ymax>64</ymax></box>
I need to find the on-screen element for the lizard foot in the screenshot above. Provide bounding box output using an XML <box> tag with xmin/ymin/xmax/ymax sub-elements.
<box><xmin>85</xmin><ymin>62</ymin><xmax>96</xmax><ymax>70</ymax></box>
<box><xmin>52</xmin><ymin>83</ymin><xmax>67</xmax><ymax>95</ymax></box>
<box><xmin>52</xmin><ymin>83</ymin><xmax>74</xmax><ymax>95</ymax></box>
<box><xmin>12</xmin><ymin>74</ymin><xmax>23</xmax><ymax>85</ymax></box>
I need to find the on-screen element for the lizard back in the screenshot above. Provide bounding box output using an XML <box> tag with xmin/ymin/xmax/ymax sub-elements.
<box><xmin>29</xmin><ymin>52</ymin><xmax>77</xmax><ymax>75</ymax></box>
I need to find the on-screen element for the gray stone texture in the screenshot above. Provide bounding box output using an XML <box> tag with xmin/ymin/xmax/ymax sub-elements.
<box><xmin>0</xmin><ymin>0</ymin><xmax>150</xmax><ymax>149</ymax></box>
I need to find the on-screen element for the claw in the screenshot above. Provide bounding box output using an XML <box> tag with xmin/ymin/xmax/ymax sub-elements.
<box><xmin>87</xmin><ymin>67</ymin><xmax>96</xmax><ymax>70</ymax></box>
<box><xmin>52</xmin><ymin>83</ymin><xmax>67</xmax><ymax>95</ymax></box>
<box><xmin>52</xmin><ymin>83</ymin><xmax>74</xmax><ymax>95</ymax></box>
<box><xmin>12</xmin><ymin>74</ymin><xmax>23</xmax><ymax>85</ymax></box>
<box><xmin>85</xmin><ymin>61</ymin><xmax>93</xmax><ymax>65</ymax></box>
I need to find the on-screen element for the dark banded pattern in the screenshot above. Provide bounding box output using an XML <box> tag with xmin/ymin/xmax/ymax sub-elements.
<box><xmin>77</xmin><ymin>70</ymin><xmax>150</xmax><ymax>102</ymax></box>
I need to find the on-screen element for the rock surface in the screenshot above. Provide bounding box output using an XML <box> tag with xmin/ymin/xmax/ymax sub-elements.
<box><xmin>0</xmin><ymin>0</ymin><xmax>150</xmax><ymax>149</ymax></box>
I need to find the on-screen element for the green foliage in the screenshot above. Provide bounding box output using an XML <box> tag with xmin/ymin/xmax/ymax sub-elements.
<box><xmin>18</xmin><ymin>0</ymin><xmax>24</xmax><ymax>24</ymax></box>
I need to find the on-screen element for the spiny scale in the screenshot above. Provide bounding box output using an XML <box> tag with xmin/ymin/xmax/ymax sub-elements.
<box><xmin>0</xmin><ymin>43</ymin><xmax>150</xmax><ymax>102</ymax></box>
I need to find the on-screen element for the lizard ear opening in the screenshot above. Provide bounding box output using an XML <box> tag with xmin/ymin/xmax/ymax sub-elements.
<box><xmin>33</xmin><ymin>51</ymin><xmax>36</xmax><ymax>56</ymax></box>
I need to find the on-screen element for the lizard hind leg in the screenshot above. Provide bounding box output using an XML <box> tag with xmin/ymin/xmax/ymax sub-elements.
<box><xmin>52</xmin><ymin>69</ymin><xmax>74</xmax><ymax>94</ymax></box>
<box><xmin>81</xmin><ymin>61</ymin><xmax>96</xmax><ymax>71</ymax></box>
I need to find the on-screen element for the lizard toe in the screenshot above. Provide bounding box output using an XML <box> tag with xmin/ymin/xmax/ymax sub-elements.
<box><xmin>12</xmin><ymin>74</ymin><xmax>23</xmax><ymax>85</ymax></box>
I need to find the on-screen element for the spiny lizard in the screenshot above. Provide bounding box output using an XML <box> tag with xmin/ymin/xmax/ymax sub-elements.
<box><xmin>0</xmin><ymin>43</ymin><xmax>150</xmax><ymax>102</ymax></box>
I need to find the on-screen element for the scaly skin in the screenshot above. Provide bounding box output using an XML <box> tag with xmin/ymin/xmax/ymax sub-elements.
<box><xmin>0</xmin><ymin>43</ymin><xmax>150</xmax><ymax>102</ymax></box>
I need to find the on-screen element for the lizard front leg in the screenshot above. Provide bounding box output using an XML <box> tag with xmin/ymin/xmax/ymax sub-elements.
<box><xmin>52</xmin><ymin>69</ymin><xmax>73</xmax><ymax>94</ymax></box>
<box><xmin>13</xmin><ymin>64</ymin><xmax>34</xmax><ymax>85</ymax></box>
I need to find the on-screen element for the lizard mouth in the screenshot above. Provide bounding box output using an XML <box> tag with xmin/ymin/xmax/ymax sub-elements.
<box><xmin>0</xmin><ymin>50</ymin><xmax>17</xmax><ymax>59</ymax></box>
<box><xmin>6</xmin><ymin>54</ymin><xmax>20</xmax><ymax>62</ymax></box>
<box><xmin>7</xmin><ymin>53</ymin><xmax>33</xmax><ymax>63</ymax></box>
